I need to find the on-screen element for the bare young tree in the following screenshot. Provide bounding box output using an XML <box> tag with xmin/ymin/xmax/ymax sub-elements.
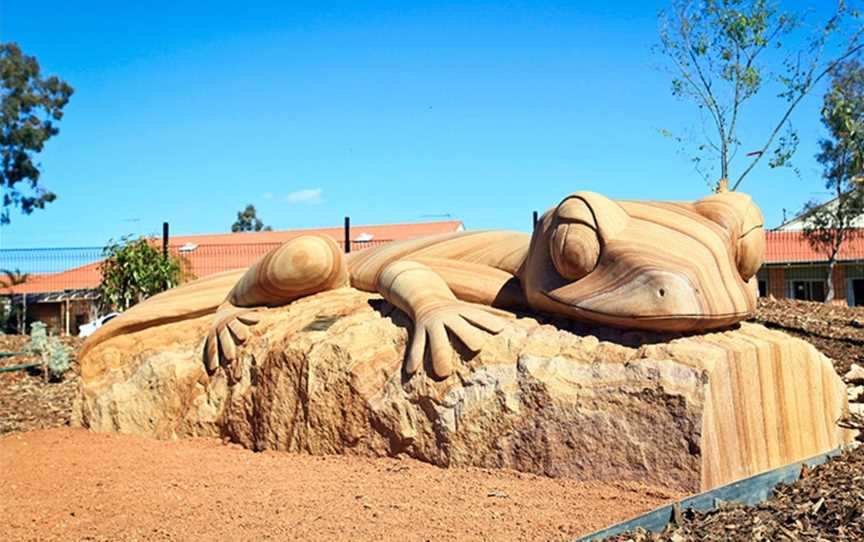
<box><xmin>657</xmin><ymin>0</ymin><xmax>863</xmax><ymax>191</ymax></box>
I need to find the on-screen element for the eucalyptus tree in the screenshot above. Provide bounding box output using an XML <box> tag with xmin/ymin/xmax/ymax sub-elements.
<box><xmin>0</xmin><ymin>43</ymin><xmax>73</xmax><ymax>223</ymax></box>
<box><xmin>802</xmin><ymin>60</ymin><xmax>864</xmax><ymax>302</ymax></box>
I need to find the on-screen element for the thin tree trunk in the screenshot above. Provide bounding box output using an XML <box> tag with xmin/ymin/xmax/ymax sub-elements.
<box><xmin>825</xmin><ymin>258</ymin><xmax>836</xmax><ymax>303</ymax></box>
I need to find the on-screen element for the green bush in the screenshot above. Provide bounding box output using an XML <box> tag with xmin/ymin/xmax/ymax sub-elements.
<box><xmin>22</xmin><ymin>321</ymin><xmax>71</xmax><ymax>381</ymax></box>
<box><xmin>99</xmin><ymin>236</ymin><xmax>188</xmax><ymax>311</ymax></box>
<box><xmin>44</xmin><ymin>337</ymin><xmax>71</xmax><ymax>381</ymax></box>
<box><xmin>23</xmin><ymin>321</ymin><xmax>48</xmax><ymax>354</ymax></box>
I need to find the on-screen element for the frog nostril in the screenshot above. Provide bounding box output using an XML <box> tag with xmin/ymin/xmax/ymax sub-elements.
<box><xmin>658</xmin><ymin>288</ymin><xmax>666</xmax><ymax>298</ymax></box>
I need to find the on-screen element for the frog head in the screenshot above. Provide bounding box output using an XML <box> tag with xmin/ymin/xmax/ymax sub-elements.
<box><xmin>521</xmin><ymin>190</ymin><xmax>764</xmax><ymax>331</ymax></box>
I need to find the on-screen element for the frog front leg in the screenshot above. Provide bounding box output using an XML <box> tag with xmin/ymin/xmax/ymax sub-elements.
<box><xmin>376</xmin><ymin>260</ymin><xmax>512</xmax><ymax>379</ymax></box>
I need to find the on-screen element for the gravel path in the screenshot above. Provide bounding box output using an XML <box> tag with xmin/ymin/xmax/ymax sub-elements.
<box><xmin>0</xmin><ymin>428</ymin><xmax>680</xmax><ymax>542</ymax></box>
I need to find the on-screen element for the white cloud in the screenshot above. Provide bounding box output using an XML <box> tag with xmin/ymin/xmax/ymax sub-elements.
<box><xmin>285</xmin><ymin>188</ymin><xmax>323</xmax><ymax>204</ymax></box>
<box><xmin>263</xmin><ymin>192</ymin><xmax>274</xmax><ymax>200</ymax></box>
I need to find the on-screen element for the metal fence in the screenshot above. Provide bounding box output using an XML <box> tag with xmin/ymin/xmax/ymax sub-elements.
<box><xmin>0</xmin><ymin>238</ymin><xmax>394</xmax><ymax>296</ymax></box>
<box><xmin>0</xmin><ymin>247</ymin><xmax>104</xmax><ymax>275</ymax></box>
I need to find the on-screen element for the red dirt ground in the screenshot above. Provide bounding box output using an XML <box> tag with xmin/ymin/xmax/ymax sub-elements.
<box><xmin>0</xmin><ymin>428</ymin><xmax>681</xmax><ymax>542</ymax></box>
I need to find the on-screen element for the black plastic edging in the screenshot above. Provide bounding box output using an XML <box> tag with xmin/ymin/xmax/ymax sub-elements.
<box><xmin>577</xmin><ymin>447</ymin><xmax>843</xmax><ymax>541</ymax></box>
<box><xmin>0</xmin><ymin>362</ymin><xmax>40</xmax><ymax>373</ymax></box>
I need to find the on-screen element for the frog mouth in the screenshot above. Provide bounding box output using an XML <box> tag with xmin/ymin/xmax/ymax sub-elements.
<box><xmin>539</xmin><ymin>266</ymin><xmax>752</xmax><ymax>330</ymax></box>
<box><xmin>544</xmin><ymin>290</ymin><xmax>749</xmax><ymax>320</ymax></box>
<box><xmin>541</xmin><ymin>289</ymin><xmax>748</xmax><ymax>331</ymax></box>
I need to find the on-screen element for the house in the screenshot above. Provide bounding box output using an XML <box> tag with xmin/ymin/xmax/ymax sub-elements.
<box><xmin>0</xmin><ymin>220</ymin><xmax>464</xmax><ymax>335</ymax></box>
<box><xmin>772</xmin><ymin>194</ymin><xmax>864</xmax><ymax>231</ymax></box>
<box><xmin>757</xmin><ymin>229</ymin><xmax>864</xmax><ymax>306</ymax></box>
<box><xmin>755</xmin><ymin>194</ymin><xmax>864</xmax><ymax>306</ymax></box>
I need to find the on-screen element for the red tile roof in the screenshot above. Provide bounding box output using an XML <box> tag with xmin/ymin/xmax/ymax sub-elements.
<box><xmin>0</xmin><ymin>262</ymin><xmax>103</xmax><ymax>296</ymax></box>
<box><xmin>1</xmin><ymin>220</ymin><xmax>463</xmax><ymax>296</ymax></box>
<box><xmin>765</xmin><ymin>230</ymin><xmax>864</xmax><ymax>264</ymax></box>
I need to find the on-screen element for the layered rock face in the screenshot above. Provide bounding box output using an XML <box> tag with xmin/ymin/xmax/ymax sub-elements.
<box><xmin>74</xmin><ymin>289</ymin><xmax>851</xmax><ymax>492</ymax></box>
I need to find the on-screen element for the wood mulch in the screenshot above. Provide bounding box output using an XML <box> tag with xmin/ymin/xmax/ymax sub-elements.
<box><xmin>0</xmin><ymin>334</ymin><xmax>83</xmax><ymax>435</ymax></box>
<box><xmin>603</xmin><ymin>444</ymin><xmax>864</xmax><ymax>541</ymax></box>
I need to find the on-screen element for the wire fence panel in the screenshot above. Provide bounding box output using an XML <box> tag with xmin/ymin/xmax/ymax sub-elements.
<box><xmin>6</xmin><ymin>230</ymin><xmax>864</xmax><ymax>297</ymax></box>
<box><xmin>0</xmin><ymin>238</ymin><xmax>396</xmax><ymax>296</ymax></box>
<box><xmin>0</xmin><ymin>247</ymin><xmax>103</xmax><ymax>297</ymax></box>
<box><xmin>0</xmin><ymin>247</ymin><xmax>103</xmax><ymax>275</ymax></box>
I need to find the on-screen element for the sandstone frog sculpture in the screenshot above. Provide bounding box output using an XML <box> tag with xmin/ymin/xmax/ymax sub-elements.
<box><xmin>82</xmin><ymin>190</ymin><xmax>765</xmax><ymax>379</ymax></box>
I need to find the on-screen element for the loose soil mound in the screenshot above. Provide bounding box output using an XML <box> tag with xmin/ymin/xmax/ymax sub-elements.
<box><xmin>0</xmin><ymin>428</ymin><xmax>680</xmax><ymax>542</ymax></box>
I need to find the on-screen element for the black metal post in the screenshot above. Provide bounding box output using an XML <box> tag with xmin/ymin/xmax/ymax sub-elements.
<box><xmin>344</xmin><ymin>216</ymin><xmax>351</xmax><ymax>253</ymax></box>
<box><xmin>162</xmin><ymin>222</ymin><xmax>169</xmax><ymax>258</ymax></box>
<box><xmin>162</xmin><ymin>222</ymin><xmax>170</xmax><ymax>291</ymax></box>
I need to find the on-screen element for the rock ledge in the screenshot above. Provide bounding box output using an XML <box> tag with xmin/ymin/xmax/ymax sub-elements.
<box><xmin>74</xmin><ymin>288</ymin><xmax>851</xmax><ymax>492</ymax></box>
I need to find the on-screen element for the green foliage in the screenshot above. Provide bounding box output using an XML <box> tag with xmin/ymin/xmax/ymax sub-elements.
<box><xmin>656</xmin><ymin>0</ymin><xmax>863</xmax><ymax>190</ymax></box>
<box><xmin>0</xmin><ymin>269</ymin><xmax>27</xmax><ymax>333</ymax></box>
<box><xmin>231</xmin><ymin>204</ymin><xmax>272</xmax><ymax>232</ymax></box>
<box><xmin>819</xmin><ymin>60</ymin><xmax>864</xmax><ymax>180</ymax></box>
<box><xmin>0</xmin><ymin>43</ymin><xmax>74</xmax><ymax>224</ymax></box>
<box><xmin>767</xmin><ymin>123</ymin><xmax>800</xmax><ymax>174</ymax></box>
<box><xmin>0</xmin><ymin>268</ymin><xmax>29</xmax><ymax>288</ymax></box>
<box><xmin>99</xmin><ymin>236</ymin><xmax>186</xmax><ymax>311</ymax></box>
<box><xmin>0</xmin><ymin>297</ymin><xmax>10</xmax><ymax>332</ymax></box>
<box><xmin>43</xmin><ymin>336</ymin><xmax>71</xmax><ymax>381</ymax></box>
<box><xmin>22</xmin><ymin>321</ymin><xmax>72</xmax><ymax>381</ymax></box>
<box><xmin>802</xmin><ymin>60</ymin><xmax>864</xmax><ymax>302</ymax></box>
<box><xmin>23</xmin><ymin>320</ymin><xmax>48</xmax><ymax>355</ymax></box>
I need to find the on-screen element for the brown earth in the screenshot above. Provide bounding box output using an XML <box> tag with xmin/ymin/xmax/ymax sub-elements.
<box><xmin>0</xmin><ymin>427</ymin><xmax>680</xmax><ymax>542</ymax></box>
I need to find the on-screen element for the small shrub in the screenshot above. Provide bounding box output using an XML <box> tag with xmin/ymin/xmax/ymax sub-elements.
<box><xmin>22</xmin><ymin>321</ymin><xmax>71</xmax><ymax>381</ymax></box>
<box><xmin>23</xmin><ymin>321</ymin><xmax>48</xmax><ymax>354</ymax></box>
<box><xmin>44</xmin><ymin>337</ymin><xmax>71</xmax><ymax>381</ymax></box>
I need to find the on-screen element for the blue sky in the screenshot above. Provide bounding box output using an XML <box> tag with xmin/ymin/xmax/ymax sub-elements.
<box><xmin>0</xmin><ymin>0</ymin><xmax>851</xmax><ymax>248</ymax></box>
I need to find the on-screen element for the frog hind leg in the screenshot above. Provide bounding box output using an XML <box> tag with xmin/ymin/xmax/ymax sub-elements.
<box><xmin>206</xmin><ymin>234</ymin><xmax>349</xmax><ymax>372</ymax></box>
<box><xmin>228</xmin><ymin>234</ymin><xmax>348</xmax><ymax>307</ymax></box>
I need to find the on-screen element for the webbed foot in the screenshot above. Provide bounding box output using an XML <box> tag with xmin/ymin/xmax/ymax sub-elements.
<box><xmin>406</xmin><ymin>300</ymin><xmax>511</xmax><ymax>379</ymax></box>
<box><xmin>204</xmin><ymin>307</ymin><xmax>262</xmax><ymax>373</ymax></box>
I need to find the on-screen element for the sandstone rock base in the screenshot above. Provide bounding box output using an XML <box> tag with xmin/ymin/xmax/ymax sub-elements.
<box><xmin>74</xmin><ymin>288</ymin><xmax>851</xmax><ymax>492</ymax></box>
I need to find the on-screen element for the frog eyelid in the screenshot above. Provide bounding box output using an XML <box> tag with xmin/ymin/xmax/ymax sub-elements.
<box><xmin>740</xmin><ymin>223</ymin><xmax>764</xmax><ymax>238</ymax></box>
<box><xmin>555</xmin><ymin>191</ymin><xmax>630</xmax><ymax>242</ymax></box>
<box><xmin>555</xmin><ymin>196</ymin><xmax>598</xmax><ymax>230</ymax></box>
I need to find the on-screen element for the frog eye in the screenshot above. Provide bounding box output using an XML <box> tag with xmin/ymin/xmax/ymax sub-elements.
<box><xmin>550</xmin><ymin>222</ymin><xmax>600</xmax><ymax>280</ymax></box>
<box><xmin>694</xmin><ymin>191</ymin><xmax>765</xmax><ymax>280</ymax></box>
<box><xmin>737</xmin><ymin>226</ymin><xmax>764</xmax><ymax>281</ymax></box>
<box><xmin>550</xmin><ymin>197</ymin><xmax>601</xmax><ymax>280</ymax></box>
